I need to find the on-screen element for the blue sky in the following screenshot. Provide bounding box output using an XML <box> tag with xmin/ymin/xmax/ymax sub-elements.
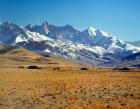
<box><xmin>0</xmin><ymin>0</ymin><xmax>139</xmax><ymax>41</ymax></box>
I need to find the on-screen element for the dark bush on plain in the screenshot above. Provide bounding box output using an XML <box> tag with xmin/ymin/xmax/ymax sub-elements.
<box><xmin>113</xmin><ymin>67</ymin><xmax>130</xmax><ymax>71</ymax></box>
<box><xmin>53</xmin><ymin>67</ymin><xmax>60</xmax><ymax>70</ymax></box>
<box><xmin>27</xmin><ymin>66</ymin><xmax>41</xmax><ymax>69</ymax></box>
<box><xmin>80</xmin><ymin>68</ymin><xmax>88</xmax><ymax>70</ymax></box>
<box><xmin>18</xmin><ymin>66</ymin><xmax>24</xmax><ymax>69</ymax></box>
<box><xmin>119</xmin><ymin>68</ymin><xmax>130</xmax><ymax>70</ymax></box>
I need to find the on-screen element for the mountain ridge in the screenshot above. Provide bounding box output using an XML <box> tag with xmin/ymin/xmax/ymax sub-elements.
<box><xmin>0</xmin><ymin>21</ymin><xmax>140</xmax><ymax>67</ymax></box>
<box><xmin>128</xmin><ymin>40</ymin><xmax>140</xmax><ymax>47</ymax></box>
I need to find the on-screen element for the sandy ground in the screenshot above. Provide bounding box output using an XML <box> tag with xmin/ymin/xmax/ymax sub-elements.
<box><xmin>0</xmin><ymin>67</ymin><xmax>140</xmax><ymax>109</ymax></box>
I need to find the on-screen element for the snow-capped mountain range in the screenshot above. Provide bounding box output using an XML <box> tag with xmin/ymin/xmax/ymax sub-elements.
<box><xmin>0</xmin><ymin>21</ymin><xmax>140</xmax><ymax>66</ymax></box>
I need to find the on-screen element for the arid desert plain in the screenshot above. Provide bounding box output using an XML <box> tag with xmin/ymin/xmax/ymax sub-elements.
<box><xmin>0</xmin><ymin>67</ymin><xmax>140</xmax><ymax>109</ymax></box>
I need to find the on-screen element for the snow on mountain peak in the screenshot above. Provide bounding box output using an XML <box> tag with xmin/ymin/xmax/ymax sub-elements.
<box><xmin>96</xmin><ymin>29</ymin><xmax>110</xmax><ymax>37</ymax></box>
<box><xmin>25</xmin><ymin>30</ymin><xmax>51</xmax><ymax>42</ymax></box>
<box><xmin>88</xmin><ymin>26</ymin><xmax>96</xmax><ymax>36</ymax></box>
<box><xmin>15</xmin><ymin>35</ymin><xmax>26</xmax><ymax>43</ymax></box>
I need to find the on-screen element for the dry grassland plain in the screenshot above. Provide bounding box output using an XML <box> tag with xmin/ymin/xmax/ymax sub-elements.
<box><xmin>0</xmin><ymin>67</ymin><xmax>140</xmax><ymax>109</ymax></box>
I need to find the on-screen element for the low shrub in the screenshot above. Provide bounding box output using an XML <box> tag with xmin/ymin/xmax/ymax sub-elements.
<box><xmin>53</xmin><ymin>67</ymin><xmax>60</xmax><ymax>70</ymax></box>
<box><xmin>113</xmin><ymin>67</ymin><xmax>130</xmax><ymax>71</ymax></box>
<box><xmin>80</xmin><ymin>68</ymin><xmax>88</xmax><ymax>70</ymax></box>
<box><xmin>18</xmin><ymin>66</ymin><xmax>24</xmax><ymax>69</ymax></box>
<box><xmin>27</xmin><ymin>66</ymin><xmax>41</xmax><ymax>69</ymax></box>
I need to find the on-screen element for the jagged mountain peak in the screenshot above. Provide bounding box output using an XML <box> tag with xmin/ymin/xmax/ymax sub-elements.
<box><xmin>25</xmin><ymin>24</ymin><xmax>32</xmax><ymax>29</ymax></box>
<box><xmin>87</xmin><ymin>26</ymin><xmax>96</xmax><ymax>36</ymax></box>
<box><xmin>41</xmin><ymin>21</ymin><xmax>49</xmax><ymax>35</ymax></box>
<box><xmin>0</xmin><ymin>21</ymin><xmax>19</xmax><ymax>30</ymax></box>
<box><xmin>42</xmin><ymin>21</ymin><xmax>48</xmax><ymax>25</ymax></box>
<box><xmin>1</xmin><ymin>21</ymin><xmax>13</xmax><ymax>25</ymax></box>
<box><xmin>84</xmin><ymin>26</ymin><xmax>110</xmax><ymax>38</ymax></box>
